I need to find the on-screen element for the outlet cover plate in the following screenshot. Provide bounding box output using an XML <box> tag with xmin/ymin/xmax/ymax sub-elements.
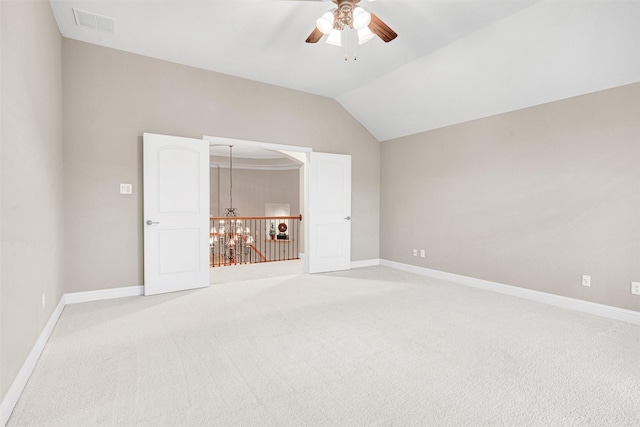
<box><xmin>120</xmin><ymin>183</ymin><xmax>133</xmax><ymax>195</ymax></box>
<box><xmin>582</xmin><ymin>275</ymin><xmax>591</xmax><ymax>287</ymax></box>
<box><xmin>632</xmin><ymin>282</ymin><xmax>640</xmax><ymax>295</ymax></box>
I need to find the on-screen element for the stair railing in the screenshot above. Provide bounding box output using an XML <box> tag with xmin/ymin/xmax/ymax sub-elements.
<box><xmin>209</xmin><ymin>215</ymin><xmax>302</xmax><ymax>267</ymax></box>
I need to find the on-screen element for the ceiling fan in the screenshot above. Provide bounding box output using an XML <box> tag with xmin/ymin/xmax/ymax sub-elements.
<box><xmin>302</xmin><ymin>0</ymin><xmax>397</xmax><ymax>46</ymax></box>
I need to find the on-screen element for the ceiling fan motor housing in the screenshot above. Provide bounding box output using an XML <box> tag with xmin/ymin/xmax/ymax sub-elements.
<box><xmin>334</xmin><ymin>0</ymin><xmax>359</xmax><ymax>30</ymax></box>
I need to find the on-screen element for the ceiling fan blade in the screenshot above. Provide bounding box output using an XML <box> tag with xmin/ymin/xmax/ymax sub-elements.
<box><xmin>305</xmin><ymin>27</ymin><xmax>324</xmax><ymax>43</ymax></box>
<box><xmin>368</xmin><ymin>13</ymin><xmax>397</xmax><ymax>43</ymax></box>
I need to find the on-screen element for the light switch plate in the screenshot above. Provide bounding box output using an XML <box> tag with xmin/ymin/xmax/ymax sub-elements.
<box><xmin>120</xmin><ymin>183</ymin><xmax>132</xmax><ymax>195</ymax></box>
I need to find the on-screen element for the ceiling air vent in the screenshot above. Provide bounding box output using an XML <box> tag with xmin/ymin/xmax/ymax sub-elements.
<box><xmin>73</xmin><ymin>8</ymin><xmax>116</xmax><ymax>34</ymax></box>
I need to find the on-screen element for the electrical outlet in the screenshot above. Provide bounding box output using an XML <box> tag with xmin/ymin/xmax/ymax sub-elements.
<box><xmin>632</xmin><ymin>282</ymin><xmax>640</xmax><ymax>296</ymax></box>
<box><xmin>581</xmin><ymin>275</ymin><xmax>591</xmax><ymax>287</ymax></box>
<box><xmin>42</xmin><ymin>293</ymin><xmax>46</xmax><ymax>309</ymax></box>
<box><xmin>119</xmin><ymin>183</ymin><xmax>132</xmax><ymax>195</ymax></box>
<box><xmin>412</xmin><ymin>249</ymin><xmax>418</xmax><ymax>257</ymax></box>
<box><xmin>420</xmin><ymin>249</ymin><xmax>425</xmax><ymax>258</ymax></box>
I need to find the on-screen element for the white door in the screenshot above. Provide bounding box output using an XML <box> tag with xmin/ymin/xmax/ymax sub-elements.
<box><xmin>143</xmin><ymin>133</ymin><xmax>210</xmax><ymax>296</ymax></box>
<box><xmin>308</xmin><ymin>152</ymin><xmax>351</xmax><ymax>273</ymax></box>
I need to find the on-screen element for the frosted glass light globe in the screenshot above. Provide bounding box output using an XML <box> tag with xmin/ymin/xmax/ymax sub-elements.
<box><xmin>316</xmin><ymin>11</ymin><xmax>335</xmax><ymax>35</ymax></box>
<box><xmin>353</xmin><ymin>7</ymin><xmax>371</xmax><ymax>30</ymax></box>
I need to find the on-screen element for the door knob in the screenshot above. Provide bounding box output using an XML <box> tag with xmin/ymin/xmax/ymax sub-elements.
<box><xmin>146</xmin><ymin>220</ymin><xmax>160</xmax><ymax>225</ymax></box>
<box><xmin>344</xmin><ymin>216</ymin><xmax>351</xmax><ymax>221</ymax></box>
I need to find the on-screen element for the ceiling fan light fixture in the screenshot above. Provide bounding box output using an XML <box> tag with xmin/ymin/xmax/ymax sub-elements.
<box><xmin>316</xmin><ymin>10</ymin><xmax>335</xmax><ymax>35</ymax></box>
<box><xmin>326</xmin><ymin>29</ymin><xmax>342</xmax><ymax>46</ymax></box>
<box><xmin>304</xmin><ymin>1</ymin><xmax>397</xmax><ymax>47</ymax></box>
<box><xmin>357</xmin><ymin>26</ymin><xmax>375</xmax><ymax>45</ymax></box>
<box><xmin>352</xmin><ymin>7</ymin><xmax>371</xmax><ymax>30</ymax></box>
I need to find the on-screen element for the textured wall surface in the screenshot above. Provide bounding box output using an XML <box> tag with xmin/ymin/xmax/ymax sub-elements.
<box><xmin>210</xmin><ymin>167</ymin><xmax>300</xmax><ymax>218</ymax></box>
<box><xmin>62</xmin><ymin>39</ymin><xmax>380</xmax><ymax>293</ymax></box>
<box><xmin>381</xmin><ymin>83</ymin><xmax>640</xmax><ymax>311</ymax></box>
<box><xmin>1</xmin><ymin>0</ymin><xmax>64</xmax><ymax>403</ymax></box>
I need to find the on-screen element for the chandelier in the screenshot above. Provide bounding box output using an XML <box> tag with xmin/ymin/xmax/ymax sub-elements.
<box><xmin>210</xmin><ymin>145</ymin><xmax>254</xmax><ymax>264</ymax></box>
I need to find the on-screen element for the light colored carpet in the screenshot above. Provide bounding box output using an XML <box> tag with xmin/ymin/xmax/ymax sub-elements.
<box><xmin>210</xmin><ymin>259</ymin><xmax>304</xmax><ymax>285</ymax></box>
<box><xmin>8</xmin><ymin>265</ymin><xmax>640</xmax><ymax>426</ymax></box>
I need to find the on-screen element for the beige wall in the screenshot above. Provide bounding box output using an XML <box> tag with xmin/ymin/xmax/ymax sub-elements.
<box><xmin>1</xmin><ymin>0</ymin><xmax>64</xmax><ymax>402</ymax></box>
<box><xmin>381</xmin><ymin>83</ymin><xmax>640</xmax><ymax>312</ymax></box>
<box><xmin>210</xmin><ymin>167</ymin><xmax>300</xmax><ymax>218</ymax></box>
<box><xmin>6</xmin><ymin>4</ymin><xmax>636</xmax><ymax>409</ymax></box>
<box><xmin>62</xmin><ymin>39</ymin><xmax>380</xmax><ymax>293</ymax></box>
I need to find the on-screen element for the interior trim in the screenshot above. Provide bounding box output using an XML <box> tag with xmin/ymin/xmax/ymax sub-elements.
<box><xmin>209</xmin><ymin>162</ymin><xmax>301</xmax><ymax>171</ymax></box>
<box><xmin>0</xmin><ymin>297</ymin><xmax>65</xmax><ymax>427</ymax></box>
<box><xmin>64</xmin><ymin>285</ymin><xmax>144</xmax><ymax>305</ymax></box>
<box><xmin>351</xmin><ymin>258</ymin><xmax>381</xmax><ymax>269</ymax></box>
<box><xmin>5</xmin><ymin>260</ymin><xmax>637</xmax><ymax>426</ymax></box>
<box><xmin>380</xmin><ymin>259</ymin><xmax>640</xmax><ymax>326</ymax></box>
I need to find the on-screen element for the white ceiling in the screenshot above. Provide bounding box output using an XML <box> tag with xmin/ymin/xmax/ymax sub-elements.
<box><xmin>50</xmin><ymin>0</ymin><xmax>640</xmax><ymax>141</ymax></box>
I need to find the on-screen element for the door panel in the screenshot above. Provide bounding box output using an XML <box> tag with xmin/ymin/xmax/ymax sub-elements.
<box><xmin>158</xmin><ymin>148</ymin><xmax>201</xmax><ymax>213</ymax></box>
<box><xmin>143</xmin><ymin>133</ymin><xmax>209</xmax><ymax>296</ymax></box>
<box><xmin>158</xmin><ymin>228</ymin><xmax>200</xmax><ymax>274</ymax></box>
<box><xmin>308</xmin><ymin>152</ymin><xmax>351</xmax><ymax>273</ymax></box>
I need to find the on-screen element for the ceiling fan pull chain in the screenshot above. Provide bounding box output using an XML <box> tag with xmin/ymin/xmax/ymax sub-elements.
<box><xmin>353</xmin><ymin>28</ymin><xmax>358</xmax><ymax>60</ymax></box>
<box><xmin>352</xmin><ymin>38</ymin><xmax>356</xmax><ymax>61</ymax></box>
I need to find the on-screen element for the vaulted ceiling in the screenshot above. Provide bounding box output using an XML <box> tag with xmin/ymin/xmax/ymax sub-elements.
<box><xmin>50</xmin><ymin>0</ymin><xmax>640</xmax><ymax>141</ymax></box>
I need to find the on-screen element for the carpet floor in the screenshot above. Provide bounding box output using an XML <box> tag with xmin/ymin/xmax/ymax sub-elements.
<box><xmin>7</xmin><ymin>263</ymin><xmax>640</xmax><ymax>426</ymax></box>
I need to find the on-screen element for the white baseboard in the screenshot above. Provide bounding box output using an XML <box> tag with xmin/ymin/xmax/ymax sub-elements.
<box><xmin>0</xmin><ymin>296</ymin><xmax>65</xmax><ymax>427</ymax></box>
<box><xmin>3</xmin><ymin>263</ymin><xmax>638</xmax><ymax>426</ymax></box>
<box><xmin>351</xmin><ymin>258</ymin><xmax>381</xmax><ymax>269</ymax></box>
<box><xmin>380</xmin><ymin>259</ymin><xmax>640</xmax><ymax>326</ymax></box>
<box><xmin>64</xmin><ymin>285</ymin><xmax>144</xmax><ymax>305</ymax></box>
<box><xmin>1</xmin><ymin>285</ymin><xmax>144</xmax><ymax>426</ymax></box>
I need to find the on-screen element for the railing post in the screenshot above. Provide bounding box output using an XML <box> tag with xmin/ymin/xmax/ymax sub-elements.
<box><xmin>209</xmin><ymin>215</ymin><xmax>301</xmax><ymax>267</ymax></box>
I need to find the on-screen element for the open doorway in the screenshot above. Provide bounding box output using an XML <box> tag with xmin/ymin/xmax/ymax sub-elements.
<box><xmin>205</xmin><ymin>135</ymin><xmax>352</xmax><ymax>276</ymax></box>
<box><xmin>207</xmin><ymin>139</ymin><xmax>306</xmax><ymax>278</ymax></box>
<box><xmin>143</xmin><ymin>133</ymin><xmax>352</xmax><ymax>296</ymax></box>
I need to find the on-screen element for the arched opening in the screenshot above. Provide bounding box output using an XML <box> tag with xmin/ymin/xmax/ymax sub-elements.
<box><xmin>205</xmin><ymin>136</ymin><xmax>311</xmax><ymax>276</ymax></box>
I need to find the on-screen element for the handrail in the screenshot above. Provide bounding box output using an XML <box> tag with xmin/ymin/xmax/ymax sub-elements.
<box><xmin>210</xmin><ymin>215</ymin><xmax>302</xmax><ymax>221</ymax></box>
<box><xmin>209</xmin><ymin>214</ymin><xmax>301</xmax><ymax>267</ymax></box>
